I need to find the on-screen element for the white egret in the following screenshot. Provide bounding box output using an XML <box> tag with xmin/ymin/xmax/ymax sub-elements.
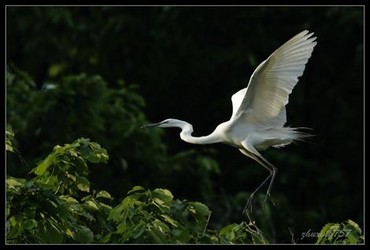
<box><xmin>143</xmin><ymin>30</ymin><xmax>317</xmax><ymax>214</ymax></box>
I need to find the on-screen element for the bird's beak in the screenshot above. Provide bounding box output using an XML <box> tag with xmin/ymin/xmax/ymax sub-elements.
<box><xmin>141</xmin><ymin>122</ymin><xmax>162</xmax><ymax>129</ymax></box>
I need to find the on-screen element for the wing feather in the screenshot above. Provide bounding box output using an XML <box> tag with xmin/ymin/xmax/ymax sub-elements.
<box><xmin>230</xmin><ymin>30</ymin><xmax>317</xmax><ymax>127</ymax></box>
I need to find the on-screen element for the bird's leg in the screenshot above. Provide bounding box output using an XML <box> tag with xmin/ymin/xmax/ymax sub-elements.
<box><xmin>240</xmin><ymin>146</ymin><xmax>277</xmax><ymax>213</ymax></box>
<box><xmin>244</xmin><ymin>166</ymin><xmax>272</xmax><ymax>213</ymax></box>
<box><xmin>257</xmin><ymin>155</ymin><xmax>278</xmax><ymax>207</ymax></box>
<box><xmin>252</xmin><ymin>154</ymin><xmax>278</xmax><ymax>208</ymax></box>
<box><xmin>239</xmin><ymin>149</ymin><xmax>273</xmax><ymax>215</ymax></box>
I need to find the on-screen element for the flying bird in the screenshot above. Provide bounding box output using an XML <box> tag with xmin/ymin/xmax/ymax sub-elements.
<box><xmin>143</xmin><ymin>30</ymin><xmax>317</xmax><ymax>214</ymax></box>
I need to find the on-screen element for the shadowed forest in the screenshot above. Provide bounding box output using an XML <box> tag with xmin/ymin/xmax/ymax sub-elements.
<box><xmin>6</xmin><ymin>6</ymin><xmax>363</xmax><ymax>244</ymax></box>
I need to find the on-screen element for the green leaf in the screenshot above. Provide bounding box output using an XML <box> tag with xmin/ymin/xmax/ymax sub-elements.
<box><xmin>316</xmin><ymin>223</ymin><xmax>334</xmax><ymax>244</ymax></box>
<box><xmin>346</xmin><ymin>219</ymin><xmax>362</xmax><ymax>234</ymax></box>
<box><xmin>347</xmin><ymin>233</ymin><xmax>358</xmax><ymax>244</ymax></box>
<box><xmin>128</xmin><ymin>186</ymin><xmax>145</xmax><ymax>194</ymax></box>
<box><xmin>33</xmin><ymin>155</ymin><xmax>54</xmax><ymax>176</ymax></box>
<box><xmin>7</xmin><ymin>216</ymin><xmax>23</xmax><ymax>239</ymax></box>
<box><xmin>152</xmin><ymin>197</ymin><xmax>167</xmax><ymax>209</ymax></box>
<box><xmin>6</xmin><ymin>127</ymin><xmax>15</xmax><ymax>152</ymax></box>
<box><xmin>108</xmin><ymin>203</ymin><xmax>125</xmax><ymax>222</ymax></box>
<box><xmin>84</xmin><ymin>200</ymin><xmax>99</xmax><ymax>211</ymax></box>
<box><xmin>148</xmin><ymin>223</ymin><xmax>168</xmax><ymax>243</ymax></box>
<box><xmin>82</xmin><ymin>142</ymin><xmax>109</xmax><ymax>163</ymax></box>
<box><xmin>160</xmin><ymin>214</ymin><xmax>179</xmax><ymax>227</ymax></box>
<box><xmin>96</xmin><ymin>190</ymin><xmax>113</xmax><ymax>200</ymax></box>
<box><xmin>6</xmin><ymin>143</ymin><xmax>14</xmax><ymax>152</ymax></box>
<box><xmin>76</xmin><ymin>176</ymin><xmax>90</xmax><ymax>192</ymax></box>
<box><xmin>132</xmin><ymin>221</ymin><xmax>146</xmax><ymax>239</ymax></box>
<box><xmin>23</xmin><ymin>219</ymin><xmax>37</xmax><ymax>231</ymax></box>
<box><xmin>153</xmin><ymin>188</ymin><xmax>174</xmax><ymax>202</ymax></box>
<box><xmin>73</xmin><ymin>225</ymin><xmax>94</xmax><ymax>243</ymax></box>
<box><xmin>74</xmin><ymin>157</ymin><xmax>88</xmax><ymax>174</ymax></box>
<box><xmin>155</xmin><ymin>219</ymin><xmax>170</xmax><ymax>234</ymax></box>
<box><xmin>6</xmin><ymin>177</ymin><xmax>26</xmax><ymax>188</ymax></box>
<box><xmin>48</xmin><ymin>63</ymin><xmax>65</xmax><ymax>77</ymax></box>
<box><xmin>99</xmin><ymin>233</ymin><xmax>111</xmax><ymax>243</ymax></box>
<box><xmin>42</xmin><ymin>220</ymin><xmax>64</xmax><ymax>243</ymax></box>
<box><xmin>172</xmin><ymin>228</ymin><xmax>190</xmax><ymax>243</ymax></box>
<box><xmin>189</xmin><ymin>201</ymin><xmax>210</xmax><ymax>216</ymax></box>
<box><xmin>66</xmin><ymin>173</ymin><xmax>77</xmax><ymax>181</ymax></box>
<box><xmin>219</xmin><ymin>223</ymin><xmax>238</xmax><ymax>240</ymax></box>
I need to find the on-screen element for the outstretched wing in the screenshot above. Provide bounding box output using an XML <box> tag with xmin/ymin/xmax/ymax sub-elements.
<box><xmin>230</xmin><ymin>30</ymin><xmax>317</xmax><ymax>127</ymax></box>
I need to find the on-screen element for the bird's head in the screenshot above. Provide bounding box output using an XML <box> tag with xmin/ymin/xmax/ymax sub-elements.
<box><xmin>141</xmin><ymin>118</ymin><xmax>187</xmax><ymax>129</ymax></box>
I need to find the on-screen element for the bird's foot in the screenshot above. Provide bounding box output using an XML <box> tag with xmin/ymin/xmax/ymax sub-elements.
<box><xmin>243</xmin><ymin>193</ymin><xmax>277</xmax><ymax>221</ymax></box>
<box><xmin>262</xmin><ymin>192</ymin><xmax>276</xmax><ymax>209</ymax></box>
<box><xmin>243</xmin><ymin>194</ymin><xmax>255</xmax><ymax>221</ymax></box>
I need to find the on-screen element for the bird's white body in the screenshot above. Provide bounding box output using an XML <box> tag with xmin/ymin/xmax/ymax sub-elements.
<box><xmin>170</xmin><ymin>118</ymin><xmax>300</xmax><ymax>151</ymax></box>
<box><xmin>143</xmin><ymin>30</ymin><xmax>317</xmax><ymax>214</ymax></box>
<box><xmin>214</xmin><ymin>121</ymin><xmax>298</xmax><ymax>150</ymax></box>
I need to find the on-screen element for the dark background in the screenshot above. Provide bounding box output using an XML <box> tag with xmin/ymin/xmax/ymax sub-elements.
<box><xmin>6</xmin><ymin>6</ymin><xmax>363</xmax><ymax>243</ymax></box>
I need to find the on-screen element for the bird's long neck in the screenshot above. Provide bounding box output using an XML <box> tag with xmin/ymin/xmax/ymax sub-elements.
<box><xmin>178</xmin><ymin>121</ymin><xmax>221</xmax><ymax>145</ymax></box>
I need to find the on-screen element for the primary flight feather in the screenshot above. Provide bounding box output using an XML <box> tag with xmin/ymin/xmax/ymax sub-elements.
<box><xmin>143</xmin><ymin>30</ymin><xmax>317</xmax><ymax>214</ymax></box>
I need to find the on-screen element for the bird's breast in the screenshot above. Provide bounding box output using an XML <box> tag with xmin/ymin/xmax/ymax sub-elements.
<box><xmin>215</xmin><ymin>122</ymin><xmax>254</xmax><ymax>148</ymax></box>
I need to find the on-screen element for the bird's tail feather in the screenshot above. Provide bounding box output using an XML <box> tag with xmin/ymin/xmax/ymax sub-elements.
<box><xmin>269</xmin><ymin>127</ymin><xmax>314</xmax><ymax>149</ymax></box>
<box><xmin>290</xmin><ymin>127</ymin><xmax>316</xmax><ymax>142</ymax></box>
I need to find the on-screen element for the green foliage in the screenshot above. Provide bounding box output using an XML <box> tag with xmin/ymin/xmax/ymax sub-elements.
<box><xmin>6</xmin><ymin>126</ymin><xmax>15</xmax><ymax>152</ymax></box>
<box><xmin>107</xmin><ymin>186</ymin><xmax>209</xmax><ymax>243</ymax></box>
<box><xmin>218</xmin><ymin>222</ymin><xmax>267</xmax><ymax>244</ymax></box>
<box><xmin>31</xmin><ymin>138</ymin><xmax>108</xmax><ymax>196</ymax></box>
<box><xmin>106</xmin><ymin>185</ymin><xmax>268</xmax><ymax>244</ymax></box>
<box><xmin>6</xmin><ymin>68</ymin><xmax>37</xmax><ymax>142</ymax></box>
<box><xmin>6</xmin><ymin>129</ymin><xmax>363</xmax><ymax>244</ymax></box>
<box><xmin>316</xmin><ymin>220</ymin><xmax>364</xmax><ymax>244</ymax></box>
<box><xmin>6</xmin><ymin>138</ymin><xmax>113</xmax><ymax>244</ymax></box>
<box><xmin>7</xmin><ymin>178</ymin><xmax>73</xmax><ymax>243</ymax></box>
<box><xmin>6</xmin><ymin>134</ymin><xmax>266</xmax><ymax>244</ymax></box>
